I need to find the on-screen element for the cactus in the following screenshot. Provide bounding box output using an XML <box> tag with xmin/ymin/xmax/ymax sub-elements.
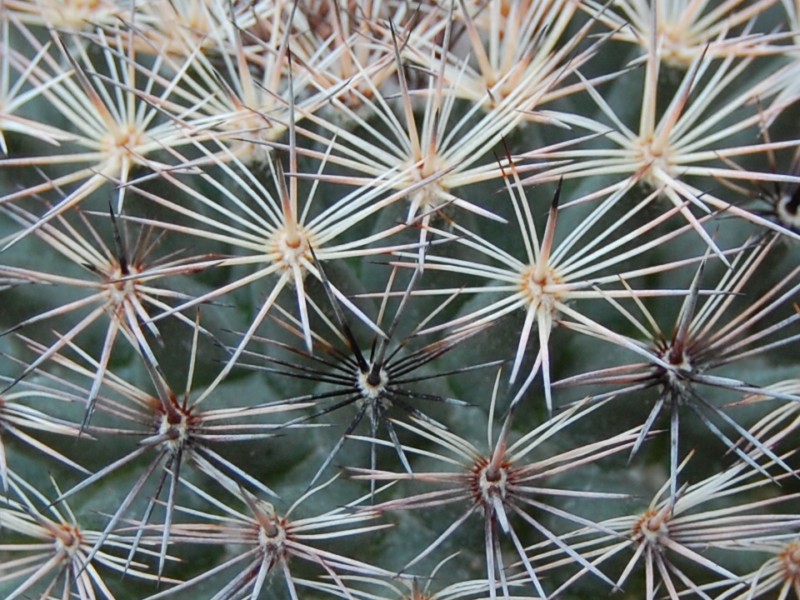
<box><xmin>2</xmin><ymin>2</ymin><xmax>800</xmax><ymax>599</ymax></box>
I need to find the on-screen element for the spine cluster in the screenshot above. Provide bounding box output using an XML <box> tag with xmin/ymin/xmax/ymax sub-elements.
<box><xmin>2</xmin><ymin>2</ymin><xmax>800</xmax><ymax>599</ymax></box>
